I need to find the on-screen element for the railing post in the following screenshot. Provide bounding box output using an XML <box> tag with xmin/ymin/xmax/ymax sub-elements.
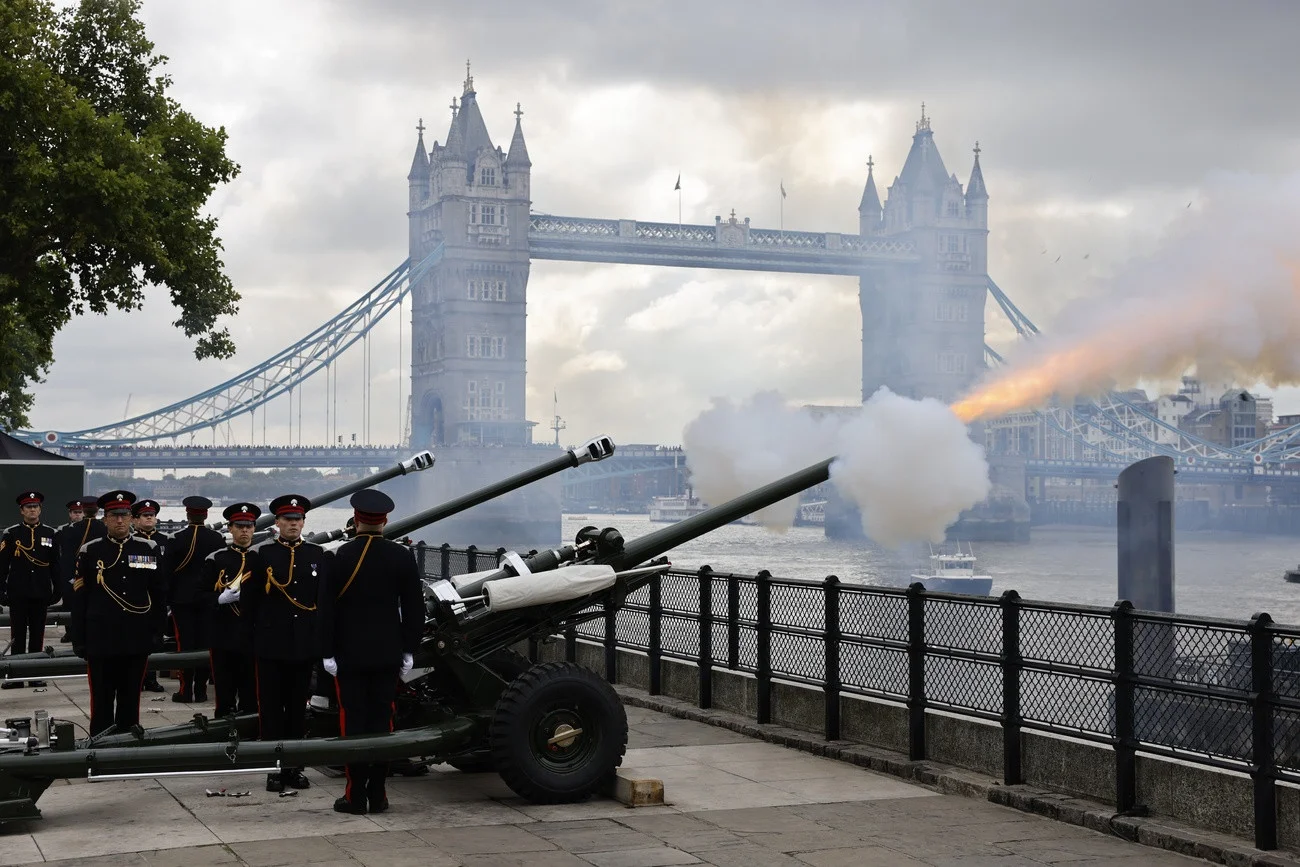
<box><xmin>756</xmin><ymin>570</ymin><xmax>773</xmax><ymax>725</ymax></box>
<box><xmin>414</xmin><ymin>540</ymin><xmax>427</xmax><ymax>576</ymax></box>
<box><xmin>495</xmin><ymin>547</ymin><xmax>507</xmax><ymax>568</ymax></box>
<box><xmin>823</xmin><ymin>575</ymin><xmax>841</xmax><ymax>741</ymax></box>
<box><xmin>648</xmin><ymin>572</ymin><xmax>663</xmax><ymax>696</ymax></box>
<box><xmin>1000</xmin><ymin>590</ymin><xmax>1023</xmax><ymax>785</ymax></box>
<box><xmin>1250</xmin><ymin>612</ymin><xmax>1278</xmax><ymax>851</ymax></box>
<box><xmin>698</xmin><ymin>566</ymin><xmax>713</xmax><ymax>709</ymax></box>
<box><xmin>907</xmin><ymin>582</ymin><xmax>927</xmax><ymax>761</ymax></box>
<box><xmin>1113</xmin><ymin>600</ymin><xmax>1137</xmax><ymax>813</ymax></box>
<box><xmin>466</xmin><ymin>544</ymin><xmax>478</xmax><ymax>573</ymax></box>
<box><xmin>726</xmin><ymin>574</ymin><xmax>740</xmax><ymax>670</ymax></box>
<box><xmin>439</xmin><ymin>543</ymin><xmax>451</xmax><ymax>581</ymax></box>
<box><xmin>603</xmin><ymin>592</ymin><xmax>618</xmax><ymax>684</ymax></box>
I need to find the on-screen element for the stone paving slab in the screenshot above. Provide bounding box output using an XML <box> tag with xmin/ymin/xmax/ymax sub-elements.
<box><xmin>0</xmin><ymin>666</ymin><xmax>1232</xmax><ymax>866</ymax></box>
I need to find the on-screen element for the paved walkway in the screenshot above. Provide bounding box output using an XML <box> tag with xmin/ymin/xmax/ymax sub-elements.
<box><xmin>0</xmin><ymin>672</ymin><xmax>1220</xmax><ymax>866</ymax></box>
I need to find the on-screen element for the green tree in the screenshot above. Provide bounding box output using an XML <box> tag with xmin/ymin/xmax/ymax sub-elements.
<box><xmin>0</xmin><ymin>0</ymin><xmax>239</xmax><ymax>428</ymax></box>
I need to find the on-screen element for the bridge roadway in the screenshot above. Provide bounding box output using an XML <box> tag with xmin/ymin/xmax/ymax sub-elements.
<box><xmin>528</xmin><ymin>213</ymin><xmax>918</xmax><ymax>274</ymax></box>
<box><xmin>43</xmin><ymin>443</ymin><xmax>1300</xmax><ymax>488</ymax></box>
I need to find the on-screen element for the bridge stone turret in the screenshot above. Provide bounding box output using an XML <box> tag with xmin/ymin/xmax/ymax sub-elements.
<box><xmin>400</xmin><ymin>66</ymin><xmax>560</xmax><ymax>550</ymax></box>
<box><xmin>832</xmin><ymin>105</ymin><xmax>1028</xmax><ymax>541</ymax></box>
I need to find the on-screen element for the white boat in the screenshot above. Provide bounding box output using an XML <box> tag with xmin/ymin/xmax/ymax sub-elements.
<box><xmin>648</xmin><ymin>495</ymin><xmax>707</xmax><ymax>523</ymax></box>
<box><xmin>911</xmin><ymin>544</ymin><xmax>993</xmax><ymax>596</ymax></box>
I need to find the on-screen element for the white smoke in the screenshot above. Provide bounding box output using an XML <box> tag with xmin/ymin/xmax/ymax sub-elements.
<box><xmin>958</xmin><ymin>172</ymin><xmax>1300</xmax><ymax>420</ymax></box>
<box><xmin>682</xmin><ymin>388</ymin><xmax>991</xmax><ymax>546</ymax></box>
<box><xmin>681</xmin><ymin>390</ymin><xmax>839</xmax><ymax>530</ymax></box>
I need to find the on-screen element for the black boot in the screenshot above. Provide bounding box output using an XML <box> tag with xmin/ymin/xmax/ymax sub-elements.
<box><xmin>265</xmin><ymin>773</ymin><xmax>283</xmax><ymax>793</ymax></box>
<box><xmin>333</xmin><ymin>794</ymin><xmax>366</xmax><ymax>814</ymax></box>
<box><xmin>283</xmin><ymin>768</ymin><xmax>310</xmax><ymax>789</ymax></box>
<box><xmin>143</xmin><ymin>674</ymin><xmax>165</xmax><ymax>693</ymax></box>
<box><xmin>1</xmin><ymin>681</ymin><xmax>23</xmax><ymax>689</ymax></box>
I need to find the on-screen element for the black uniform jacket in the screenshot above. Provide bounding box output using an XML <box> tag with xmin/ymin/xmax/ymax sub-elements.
<box><xmin>165</xmin><ymin>524</ymin><xmax>225</xmax><ymax>606</ymax></box>
<box><xmin>242</xmin><ymin>537</ymin><xmax>327</xmax><ymax>661</ymax></box>
<box><xmin>0</xmin><ymin>522</ymin><xmax>61</xmax><ymax>605</ymax></box>
<box><xmin>133</xmin><ymin>528</ymin><xmax>169</xmax><ymax>553</ymax></box>
<box><xmin>199</xmin><ymin>544</ymin><xmax>262</xmax><ymax>652</ymax></box>
<box><xmin>70</xmin><ymin>535</ymin><xmax>168</xmax><ymax>657</ymax></box>
<box><xmin>56</xmin><ymin>518</ymin><xmax>106</xmax><ymax>591</ymax></box>
<box><xmin>317</xmin><ymin>533</ymin><xmax>425</xmax><ymax>672</ymax></box>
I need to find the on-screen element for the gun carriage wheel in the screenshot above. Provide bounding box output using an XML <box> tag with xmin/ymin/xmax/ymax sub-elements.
<box><xmin>488</xmin><ymin>661</ymin><xmax>627</xmax><ymax>803</ymax></box>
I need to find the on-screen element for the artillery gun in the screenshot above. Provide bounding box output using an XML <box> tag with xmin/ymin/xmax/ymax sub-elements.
<box><xmin>0</xmin><ymin>453</ymin><xmax>835</xmax><ymax>824</ymax></box>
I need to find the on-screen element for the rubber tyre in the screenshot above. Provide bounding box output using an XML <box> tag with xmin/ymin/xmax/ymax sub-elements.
<box><xmin>488</xmin><ymin>661</ymin><xmax>627</xmax><ymax>803</ymax></box>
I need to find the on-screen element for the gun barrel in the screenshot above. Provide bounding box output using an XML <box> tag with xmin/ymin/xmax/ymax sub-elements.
<box><xmin>212</xmin><ymin>450</ymin><xmax>435</xmax><ymax>532</ymax></box>
<box><xmin>0</xmin><ymin>610</ymin><xmax>70</xmax><ymax>628</ymax></box>
<box><xmin>0</xmin><ymin>650</ymin><xmax>210</xmax><ymax>681</ymax></box>
<box><xmin>380</xmin><ymin>436</ymin><xmax>615</xmax><ymax>541</ymax></box>
<box><xmin>606</xmin><ymin>457</ymin><xmax>833</xmax><ymax>571</ymax></box>
<box><xmin>0</xmin><ymin>719</ymin><xmax>479</xmax><ymax>781</ymax></box>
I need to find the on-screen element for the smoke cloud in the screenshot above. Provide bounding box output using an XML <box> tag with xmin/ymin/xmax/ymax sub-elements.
<box><xmin>682</xmin><ymin>388</ymin><xmax>991</xmax><ymax>546</ymax></box>
<box><xmin>953</xmin><ymin>172</ymin><xmax>1300</xmax><ymax>422</ymax></box>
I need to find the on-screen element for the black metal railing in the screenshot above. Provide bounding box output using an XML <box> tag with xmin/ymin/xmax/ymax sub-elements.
<box><xmin>411</xmin><ymin>543</ymin><xmax>1297</xmax><ymax>851</ymax></box>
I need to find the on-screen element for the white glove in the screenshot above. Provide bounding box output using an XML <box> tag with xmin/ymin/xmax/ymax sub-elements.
<box><xmin>217</xmin><ymin>587</ymin><xmax>240</xmax><ymax>604</ymax></box>
<box><xmin>323</xmin><ymin>657</ymin><xmax>338</xmax><ymax>677</ymax></box>
<box><xmin>400</xmin><ymin>653</ymin><xmax>413</xmax><ymax>675</ymax></box>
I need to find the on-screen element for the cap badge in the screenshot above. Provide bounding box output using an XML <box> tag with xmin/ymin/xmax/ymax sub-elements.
<box><xmin>290</xmin><ymin>498</ymin><xmax>298</xmax><ymax>506</ymax></box>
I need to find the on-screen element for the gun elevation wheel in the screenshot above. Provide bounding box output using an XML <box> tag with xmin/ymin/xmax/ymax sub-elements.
<box><xmin>488</xmin><ymin>661</ymin><xmax>627</xmax><ymax>803</ymax></box>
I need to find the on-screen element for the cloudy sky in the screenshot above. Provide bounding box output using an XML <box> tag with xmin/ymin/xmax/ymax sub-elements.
<box><xmin>28</xmin><ymin>0</ymin><xmax>1300</xmax><ymax>449</ymax></box>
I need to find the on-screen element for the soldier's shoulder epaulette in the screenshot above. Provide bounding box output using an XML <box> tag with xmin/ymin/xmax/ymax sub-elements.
<box><xmin>79</xmin><ymin>538</ymin><xmax>102</xmax><ymax>555</ymax></box>
<box><xmin>251</xmin><ymin>539</ymin><xmax>276</xmax><ymax>553</ymax></box>
<box><xmin>1</xmin><ymin>523</ymin><xmax>19</xmax><ymax>535</ymax></box>
<box><xmin>203</xmin><ymin>548</ymin><xmax>223</xmax><ymax>562</ymax></box>
<box><xmin>136</xmin><ymin>537</ymin><xmax>160</xmax><ymax>551</ymax></box>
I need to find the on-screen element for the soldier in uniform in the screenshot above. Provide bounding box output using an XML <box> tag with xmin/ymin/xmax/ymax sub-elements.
<box><xmin>54</xmin><ymin>496</ymin><xmax>105</xmax><ymax>645</ymax></box>
<box><xmin>164</xmin><ymin>495</ymin><xmax>224</xmax><ymax>703</ymax></box>
<box><xmin>243</xmin><ymin>493</ymin><xmax>326</xmax><ymax>792</ymax></box>
<box><xmin>59</xmin><ymin>499</ymin><xmax>84</xmax><ymax>530</ymax></box>
<box><xmin>318</xmin><ymin>490</ymin><xmax>423</xmax><ymax>814</ymax></box>
<box><xmin>130</xmin><ymin>499</ymin><xmax>168</xmax><ymax>694</ymax></box>
<box><xmin>69</xmin><ymin>491</ymin><xmax>169</xmax><ymax>736</ymax></box>
<box><xmin>56</xmin><ymin>496</ymin><xmax>106</xmax><ymax>605</ymax></box>
<box><xmin>0</xmin><ymin>491</ymin><xmax>61</xmax><ymax>689</ymax></box>
<box><xmin>201</xmin><ymin>502</ymin><xmax>262</xmax><ymax>718</ymax></box>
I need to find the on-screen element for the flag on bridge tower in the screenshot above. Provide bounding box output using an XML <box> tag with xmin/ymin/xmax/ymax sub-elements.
<box><xmin>780</xmin><ymin>180</ymin><xmax>787</xmax><ymax>199</ymax></box>
<box><xmin>674</xmin><ymin>173</ymin><xmax>681</xmax><ymax>191</ymax></box>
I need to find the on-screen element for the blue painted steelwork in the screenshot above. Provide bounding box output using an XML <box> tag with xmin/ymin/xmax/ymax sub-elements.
<box><xmin>11</xmin><ymin>246</ymin><xmax>444</xmax><ymax>446</ymax></box>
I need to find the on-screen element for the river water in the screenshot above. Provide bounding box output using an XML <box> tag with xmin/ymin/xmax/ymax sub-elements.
<box><xmin>152</xmin><ymin>505</ymin><xmax>1300</xmax><ymax>627</ymax></box>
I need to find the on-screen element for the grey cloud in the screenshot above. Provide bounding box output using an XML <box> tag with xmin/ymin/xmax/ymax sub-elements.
<box><xmin>24</xmin><ymin>1</ymin><xmax>1300</xmax><ymax>443</ymax></box>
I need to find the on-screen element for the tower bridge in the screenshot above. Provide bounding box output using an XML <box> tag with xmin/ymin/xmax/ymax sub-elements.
<box><xmin>14</xmin><ymin>69</ymin><xmax>1300</xmax><ymax>543</ymax></box>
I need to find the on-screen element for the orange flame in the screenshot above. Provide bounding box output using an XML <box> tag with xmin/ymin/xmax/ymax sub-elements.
<box><xmin>948</xmin><ymin>290</ymin><xmax>1235</xmax><ymax>425</ymax></box>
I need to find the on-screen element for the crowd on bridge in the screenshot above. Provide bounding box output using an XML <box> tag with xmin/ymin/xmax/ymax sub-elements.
<box><xmin>0</xmin><ymin>487</ymin><xmax>424</xmax><ymax>815</ymax></box>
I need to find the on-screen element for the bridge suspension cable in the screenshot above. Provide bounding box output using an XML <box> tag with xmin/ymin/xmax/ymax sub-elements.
<box><xmin>14</xmin><ymin>245</ymin><xmax>444</xmax><ymax>446</ymax></box>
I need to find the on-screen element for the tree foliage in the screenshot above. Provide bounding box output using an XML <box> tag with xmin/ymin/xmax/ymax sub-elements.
<box><xmin>0</xmin><ymin>0</ymin><xmax>240</xmax><ymax>429</ymax></box>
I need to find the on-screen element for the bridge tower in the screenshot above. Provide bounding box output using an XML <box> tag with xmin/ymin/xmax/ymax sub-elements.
<box><xmin>399</xmin><ymin>67</ymin><xmax>561</xmax><ymax>549</ymax></box>
<box><xmin>832</xmin><ymin>106</ymin><xmax>1028</xmax><ymax>541</ymax></box>
<box><xmin>859</xmin><ymin>105</ymin><xmax>988</xmax><ymax>405</ymax></box>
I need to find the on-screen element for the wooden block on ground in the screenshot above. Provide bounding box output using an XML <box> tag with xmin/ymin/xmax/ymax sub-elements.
<box><xmin>605</xmin><ymin>768</ymin><xmax>664</xmax><ymax>806</ymax></box>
